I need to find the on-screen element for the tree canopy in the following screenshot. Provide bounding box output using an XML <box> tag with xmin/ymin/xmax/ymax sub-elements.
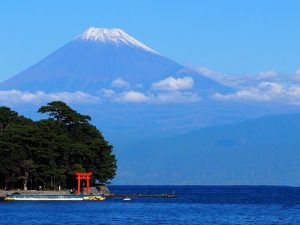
<box><xmin>0</xmin><ymin>101</ymin><xmax>117</xmax><ymax>190</ymax></box>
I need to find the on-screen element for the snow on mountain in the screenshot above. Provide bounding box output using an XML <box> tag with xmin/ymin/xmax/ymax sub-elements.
<box><xmin>77</xmin><ymin>27</ymin><xmax>158</xmax><ymax>54</ymax></box>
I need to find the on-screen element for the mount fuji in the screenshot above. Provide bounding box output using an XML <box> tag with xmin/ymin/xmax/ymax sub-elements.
<box><xmin>0</xmin><ymin>27</ymin><xmax>245</xmax><ymax>139</ymax></box>
<box><xmin>0</xmin><ymin>27</ymin><xmax>231</xmax><ymax>95</ymax></box>
<box><xmin>1</xmin><ymin>27</ymin><xmax>300</xmax><ymax>184</ymax></box>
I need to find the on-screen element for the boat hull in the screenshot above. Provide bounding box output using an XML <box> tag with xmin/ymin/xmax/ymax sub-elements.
<box><xmin>4</xmin><ymin>194</ymin><xmax>105</xmax><ymax>201</ymax></box>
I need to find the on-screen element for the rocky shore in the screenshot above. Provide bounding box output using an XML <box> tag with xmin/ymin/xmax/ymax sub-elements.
<box><xmin>0</xmin><ymin>185</ymin><xmax>110</xmax><ymax>198</ymax></box>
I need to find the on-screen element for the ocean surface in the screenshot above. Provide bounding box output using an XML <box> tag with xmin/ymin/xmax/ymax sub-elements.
<box><xmin>1</xmin><ymin>185</ymin><xmax>300</xmax><ymax>225</ymax></box>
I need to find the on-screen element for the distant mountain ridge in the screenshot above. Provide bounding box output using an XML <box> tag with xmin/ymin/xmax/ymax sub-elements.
<box><xmin>115</xmin><ymin>113</ymin><xmax>300</xmax><ymax>185</ymax></box>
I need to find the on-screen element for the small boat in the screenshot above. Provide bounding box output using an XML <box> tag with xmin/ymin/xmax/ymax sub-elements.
<box><xmin>123</xmin><ymin>197</ymin><xmax>131</xmax><ymax>201</ymax></box>
<box><xmin>83</xmin><ymin>195</ymin><xmax>105</xmax><ymax>201</ymax></box>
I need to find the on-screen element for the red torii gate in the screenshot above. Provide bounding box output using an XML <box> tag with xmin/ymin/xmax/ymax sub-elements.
<box><xmin>75</xmin><ymin>172</ymin><xmax>92</xmax><ymax>195</ymax></box>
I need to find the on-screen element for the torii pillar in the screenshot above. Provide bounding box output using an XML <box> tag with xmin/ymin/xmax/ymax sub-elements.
<box><xmin>75</xmin><ymin>172</ymin><xmax>92</xmax><ymax>195</ymax></box>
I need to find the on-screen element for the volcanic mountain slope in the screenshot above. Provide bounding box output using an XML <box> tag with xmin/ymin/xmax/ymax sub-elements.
<box><xmin>0</xmin><ymin>27</ymin><xmax>232</xmax><ymax>94</ymax></box>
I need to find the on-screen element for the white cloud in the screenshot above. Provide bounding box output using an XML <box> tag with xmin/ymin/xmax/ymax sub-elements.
<box><xmin>152</xmin><ymin>76</ymin><xmax>194</xmax><ymax>91</ymax></box>
<box><xmin>158</xmin><ymin>66</ymin><xmax>300</xmax><ymax>106</ymax></box>
<box><xmin>190</xmin><ymin>65</ymin><xmax>286</xmax><ymax>89</ymax></box>
<box><xmin>111</xmin><ymin>77</ymin><xmax>130</xmax><ymax>88</ymax></box>
<box><xmin>0</xmin><ymin>89</ymin><xmax>201</xmax><ymax>105</ymax></box>
<box><xmin>155</xmin><ymin>91</ymin><xmax>201</xmax><ymax>103</ymax></box>
<box><xmin>257</xmin><ymin>81</ymin><xmax>283</xmax><ymax>93</ymax></box>
<box><xmin>194</xmin><ymin>66</ymin><xmax>217</xmax><ymax>78</ymax></box>
<box><xmin>213</xmin><ymin>81</ymin><xmax>300</xmax><ymax>105</ymax></box>
<box><xmin>0</xmin><ymin>90</ymin><xmax>100</xmax><ymax>104</ymax></box>
<box><xmin>44</xmin><ymin>92</ymin><xmax>100</xmax><ymax>103</ymax></box>
<box><xmin>99</xmin><ymin>88</ymin><xmax>116</xmax><ymax>98</ymax></box>
<box><xmin>190</xmin><ymin>66</ymin><xmax>238</xmax><ymax>87</ymax></box>
<box><xmin>256</xmin><ymin>71</ymin><xmax>278</xmax><ymax>80</ymax></box>
<box><xmin>115</xmin><ymin>91</ymin><xmax>150</xmax><ymax>103</ymax></box>
<box><xmin>288</xmin><ymin>87</ymin><xmax>300</xmax><ymax>96</ymax></box>
<box><xmin>292</xmin><ymin>69</ymin><xmax>300</xmax><ymax>82</ymax></box>
<box><xmin>109</xmin><ymin>90</ymin><xmax>201</xmax><ymax>103</ymax></box>
<box><xmin>213</xmin><ymin>89</ymin><xmax>271</xmax><ymax>102</ymax></box>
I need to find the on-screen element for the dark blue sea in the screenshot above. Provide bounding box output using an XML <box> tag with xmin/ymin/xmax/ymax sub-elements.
<box><xmin>1</xmin><ymin>185</ymin><xmax>300</xmax><ymax>224</ymax></box>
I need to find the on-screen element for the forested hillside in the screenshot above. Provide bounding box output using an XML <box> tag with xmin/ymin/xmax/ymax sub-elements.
<box><xmin>0</xmin><ymin>101</ymin><xmax>116</xmax><ymax>190</ymax></box>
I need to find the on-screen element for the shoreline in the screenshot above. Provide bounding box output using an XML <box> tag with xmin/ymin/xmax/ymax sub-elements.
<box><xmin>0</xmin><ymin>185</ymin><xmax>111</xmax><ymax>198</ymax></box>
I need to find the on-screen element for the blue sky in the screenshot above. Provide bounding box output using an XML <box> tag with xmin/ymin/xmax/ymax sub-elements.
<box><xmin>1</xmin><ymin>0</ymin><xmax>300</xmax><ymax>82</ymax></box>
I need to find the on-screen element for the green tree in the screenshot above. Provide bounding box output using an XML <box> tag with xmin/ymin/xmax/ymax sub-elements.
<box><xmin>19</xmin><ymin>159</ymin><xmax>35</xmax><ymax>190</ymax></box>
<box><xmin>38</xmin><ymin>101</ymin><xmax>117</xmax><ymax>185</ymax></box>
<box><xmin>0</xmin><ymin>101</ymin><xmax>117</xmax><ymax>190</ymax></box>
<box><xmin>38</xmin><ymin>101</ymin><xmax>91</xmax><ymax>127</ymax></box>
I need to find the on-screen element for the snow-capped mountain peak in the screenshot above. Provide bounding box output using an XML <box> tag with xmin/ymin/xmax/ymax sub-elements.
<box><xmin>77</xmin><ymin>27</ymin><xmax>157</xmax><ymax>54</ymax></box>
